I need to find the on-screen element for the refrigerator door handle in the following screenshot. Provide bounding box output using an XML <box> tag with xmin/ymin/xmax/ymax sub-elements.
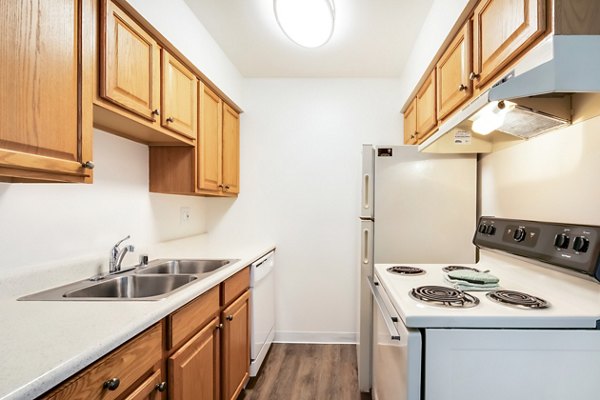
<box><xmin>363</xmin><ymin>228</ymin><xmax>370</xmax><ymax>264</ymax></box>
<box><xmin>363</xmin><ymin>173</ymin><xmax>370</xmax><ymax>211</ymax></box>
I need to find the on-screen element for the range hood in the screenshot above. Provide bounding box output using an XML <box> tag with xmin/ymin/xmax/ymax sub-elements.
<box><xmin>419</xmin><ymin>35</ymin><xmax>600</xmax><ymax>153</ymax></box>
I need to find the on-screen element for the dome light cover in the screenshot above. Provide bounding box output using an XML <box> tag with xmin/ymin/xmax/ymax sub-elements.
<box><xmin>274</xmin><ymin>0</ymin><xmax>335</xmax><ymax>48</ymax></box>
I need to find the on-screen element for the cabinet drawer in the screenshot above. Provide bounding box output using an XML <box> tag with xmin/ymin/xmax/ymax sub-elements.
<box><xmin>221</xmin><ymin>267</ymin><xmax>250</xmax><ymax>307</ymax></box>
<box><xmin>168</xmin><ymin>286</ymin><xmax>219</xmax><ymax>349</ymax></box>
<box><xmin>43</xmin><ymin>323</ymin><xmax>162</xmax><ymax>400</ymax></box>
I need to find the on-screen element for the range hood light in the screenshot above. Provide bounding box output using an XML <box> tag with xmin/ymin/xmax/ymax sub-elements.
<box><xmin>471</xmin><ymin>101</ymin><xmax>515</xmax><ymax>135</ymax></box>
<box><xmin>274</xmin><ymin>0</ymin><xmax>335</xmax><ymax>48</ymax></box>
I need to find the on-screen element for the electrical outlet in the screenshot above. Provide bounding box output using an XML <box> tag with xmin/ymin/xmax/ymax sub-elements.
<box><xmin>180</xmin><ymin>207</ymin><xmax>191</xmax><ymax>224</ymax></box>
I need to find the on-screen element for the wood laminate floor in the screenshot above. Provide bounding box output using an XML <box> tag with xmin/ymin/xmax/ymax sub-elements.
<box><xmin>238</xmin><ymin>343</ymin><xmax>371</xmax><ymax>400</ymax></box>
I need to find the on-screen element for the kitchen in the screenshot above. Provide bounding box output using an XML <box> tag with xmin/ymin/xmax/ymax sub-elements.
<box><xmin>1</xmin><ymin>0</ymin><xmax>600</xmax><ymax>399</ymax></box>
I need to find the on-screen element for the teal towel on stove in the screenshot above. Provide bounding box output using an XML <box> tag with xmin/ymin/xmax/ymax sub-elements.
<box><xmin>445</xmin><ymin>270</ymin><xmax>500</xmax><ymax>291</ymax></box>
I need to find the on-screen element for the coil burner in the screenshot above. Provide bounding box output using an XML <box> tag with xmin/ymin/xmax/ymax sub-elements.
<box><xmin>442</xmin><ymin>265</ymin><xmax>480</xmax><ymax>273</ymax></box>
<box><xmin>387</xmin><ymin>266</ymin><xmax>426</xmax><ymax>276</ymax></box>
<box><xmin>409</xmin><ymin>285</ymin><xmax>480</xmax><ymax>308</ymax></box>
<box><xmin>486</xmin><ymin>290</ymin><xmax>549</xmax><ymax>310</ymax></box>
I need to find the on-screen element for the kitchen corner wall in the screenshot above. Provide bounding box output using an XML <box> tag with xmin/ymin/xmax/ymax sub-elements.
<box><xmin>0</xmin><ymin>129</ymin><xmax>208</xmax><ymax>270</ymax></box>
<box><xmin>479</xmin><ymin>115</ymin><xmax>600</xmax><ymax>225</ymax></box>
<box><xmin>205</xmin><ymin>78</ymin><xmax>403</xmax><ymax>343</ymax></box>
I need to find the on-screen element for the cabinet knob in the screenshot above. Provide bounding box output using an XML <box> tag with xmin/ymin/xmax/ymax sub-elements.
<box><xmin>217</xmin><ymin>184</ymin><xmax>224</xmax><ymax>189</ymax></box>
<box><xmin>410</xmin><ymin>134</ymin><xmax>415</xmax><ymax>139</ymax></box>
<box><xmin>469</xmin><ymin>72</ymin><xmax>480</xmax><ymax>81</ymax></box>
<box><xmin>226</xmin><ymin>315</ymin><xmax>234</xmax><ymax>321</ymax></box>
<box><xmin>458</xmin><ymin>83</ymin><xmax>468</xmax><ymax>91</ymax></box>
<box><xmin>103</xmin><ymin>377</ymin><xmax>120</xmax><ymax>391</ymax></box>
<box><xmin>152</xmin><ymin>109</ymin><xmax>160</xmax><ymax>116</ymax></box>
<box><xmin>224</xmin><ymin>185</ymin><xmax>230</xmax><ymax>191</ymax></box>
<box><xmin>216</xmin><ymin>323</ymin><xmax>224</xmax><ymax>330</ymax></box>
<box><xmin>155</xmin><ymin>382</ymin><xmax>167</xmax><ymax>392</ymax></box>
<box><xmin>166</xmin><ymin>117</ymin><xmax>174</xmax><ymax>123</ymax></box>
<box><xmin>82</xmin><ymin>161</ymin><xmax>95</xmax><ymax>169</ymax></box>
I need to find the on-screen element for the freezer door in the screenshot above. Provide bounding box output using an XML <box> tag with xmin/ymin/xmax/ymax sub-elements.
<box><xmin>361</xmin><ymin>144</ymin><xmax>375</xmax><ymax>219</ymax></box>
<box><xmin>373</xmin><ymin>146</ymin><xmax>476</xmax><ymax>264</ymax></box>
<box><xmin>358</xmin><ymin>218</ymin><xmax>374</xmax><ymax>392</ymax></box>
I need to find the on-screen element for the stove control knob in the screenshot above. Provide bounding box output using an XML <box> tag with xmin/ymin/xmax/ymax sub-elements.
<box><xmin>485</xmin><ymin>225</ymin><xmax>496</xmax><ymax>235</ymax></box>
<box><xmin>478</xmin><ymin>224</ymin><xmax>488</xmax><ymax>233</ymax></box>
<box><xmin>573</xmin><ymin>236</ymin><xmax>590</xmax><ymax>253</ymax></box>
<box><xmin>553</xmin><ymin>233</ymin><xmax>570</xmax><ymax>249</ymax></box>
<box><xmin>513</xmin><ymin>227</ymin><xmax>526</xmax><ymax>242</ymax></box>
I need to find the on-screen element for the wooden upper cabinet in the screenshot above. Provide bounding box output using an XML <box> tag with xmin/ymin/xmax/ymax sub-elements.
<box><xmin>0</xmin><ymin>0</ymin><xmax>92</xmax><ymax>183</ymax></box>
<box><xmin>473</xmin><ymin>0</ymin><xmax>546</xmax><ymax>89</ymax></box>
<box><xmin>221</xmin><ymin>104</ymin><xmax>240</xmax><ymax>195</ymax></box>
<box><xmin>161</xmin><ymin>51</ymin><xmax>198</xmax><ymax>139</ymax></box>
<box><xmin>415</xmin><ymin>70</ymin><xmax>437</xmax><ymax>142</ymax></box>
<box><xmin>403</xmin><ymin>99</ymin><xmax>418</xmax><ymax>145</ymax></box>
<box><xmin>100</xmin><ymin>0</ymin><xmax>160</xmax><ymax>121</ymax></box>
<box><xmin>198</xmin><ymin>83</ymin><xmax>223</xmax><ymax>192</ymax></box>
<box><xmin>437</xmin><ymin>21</ymin><xmax>473</xmax><ymax>120</ymax></box>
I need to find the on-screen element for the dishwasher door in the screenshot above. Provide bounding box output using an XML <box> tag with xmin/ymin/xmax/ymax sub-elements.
<box><xmin>250</xmin><ymin>251</ymin><xmax>275</xmax><ymax>376</ymax></box>
<box><xmin>369</xmin><ymin>275</ymin><xmax>422</xmax><ymax>400</ymax></box>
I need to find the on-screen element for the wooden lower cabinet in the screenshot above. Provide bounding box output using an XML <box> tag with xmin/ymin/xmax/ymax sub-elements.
<box><xmin>38</xmin><ymin>268</ymin><xmax>252</xmax><ymax>400</ymax></box>
<box><xmin>40</xmin><ymin>323</ymin><xmax>164</xmax><ymax>400</ymax></box>
<box><xmin>221</xmin><ymin>290</ymin><xmax>250</xmax><ymax>400</ymax></box>
<box><xmin>169</xmin><ymin>316</ymin><xmax>220</xmax><ymax>400</ymax></box>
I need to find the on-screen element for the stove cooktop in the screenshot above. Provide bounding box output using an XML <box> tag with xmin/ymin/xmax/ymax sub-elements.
<box><xmin>374</xmin><ymin>253</ymin><xmax>600</xmax><ymax>329</ymax></box>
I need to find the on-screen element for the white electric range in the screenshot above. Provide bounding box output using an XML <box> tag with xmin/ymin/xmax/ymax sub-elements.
<box><xmin>370</xmin><ymin>217</ymin><xmax>600</xmax><ymax>400</ymax></box>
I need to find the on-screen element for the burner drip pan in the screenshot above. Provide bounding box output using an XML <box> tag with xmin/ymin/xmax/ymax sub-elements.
<box><xmin>387</xmin><ymin>266</ymin><xmax>426</xmax><ymax>276</ymax></box>
<box><xmin>486</xmin><ymin>290</ymin><xmax>549</xmax><ymax>309</ymax></box>
<box><xmin>409</xmin><ymin>285</ymin><xmax>479</xmax><ymax>308</ymax></box>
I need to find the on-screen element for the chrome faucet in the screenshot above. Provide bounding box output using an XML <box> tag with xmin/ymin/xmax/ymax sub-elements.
<box><xmin>109</xmin><ymin>235</ymin><xmax>135</xmax><ymax>274</ymax></box>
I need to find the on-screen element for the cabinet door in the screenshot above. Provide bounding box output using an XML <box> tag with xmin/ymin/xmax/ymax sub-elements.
<box><xmin>42</xmin><ymin>324</ymin><xmax>162</xmax><ymax>400</ymax></box>
<box><xmin>403</xmin><ymin>99</ymin><xmax>417</xmax><ymax>145</ymax></box>
<box><xmin>221</xmin><ymin>104</ymin><xmax>240</xmax><ymax>195</ymax></box>
<box><xmin>123</xmin><ymin>370</ymin><xmax>165</xmax><ymax>400</ymax></box>
<box><xmin>198</xmin><ymin>83</ymin><xmax>222</xmax><ymax>192</ymax></box>
<box><xmin>161</xmin><ymin>51</ymin><xmax>198</xmax><ymax>139</ymax></box>
<box><xmin>437</xmin><ymin>21</ymin><xmax>472</xmax><ymax>120</ymax></box>
<box><xmin>221</xmin><ymin>290</ymin><xmax>250</xmax><ymax>400</ymax></box>
<box><xmin>415</xmin><ymin>70</ymin><xmax>437</xmax><ymax>142</ymax></box>
<box><xmin>473</xmin><ymin>0</ymin><xmax>546</xmax><ymax>88</ymax></box>
<box><xmin>169</xmin><ymin>316</ymin><xmax>220</xmax><ymax>400</ymax></box>
<box><xmin>101</xmin><ymin>0</ymin><xmax>160</xmax><ymax>121</ymax></box>
<box><xmin>0</xmin><ymin>0</ymin><xmax>91</xmax><ymax>182</ymax></box>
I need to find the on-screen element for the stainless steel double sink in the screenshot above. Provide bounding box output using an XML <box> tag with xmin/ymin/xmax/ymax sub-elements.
<box><xmin>19</xmin><ymin>259</ymin><xmax>239</xmax><ymax>301</ymax></box>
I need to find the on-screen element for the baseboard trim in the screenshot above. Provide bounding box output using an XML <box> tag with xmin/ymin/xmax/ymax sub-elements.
<box><xmin>274</xmin><ymin>331</ymin><xmax>357</xmax><ymax>344</ymax></box>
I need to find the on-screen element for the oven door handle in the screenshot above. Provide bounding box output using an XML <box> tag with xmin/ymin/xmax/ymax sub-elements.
<box><xmin>368</xmin><ymin>277</ymin><xmax>402</xmax><ymax>341</ymax></box>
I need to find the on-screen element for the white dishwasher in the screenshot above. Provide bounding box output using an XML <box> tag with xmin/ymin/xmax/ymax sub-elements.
<box><xmin>249</xmin><ymin>250</ymin><xmax>276</xmax><ymax>376</ymax></box>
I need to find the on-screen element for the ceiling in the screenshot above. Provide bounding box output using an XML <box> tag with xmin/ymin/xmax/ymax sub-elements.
<box><xmin>184</xmin><ymin>0</ymin><xmax>434</xmax><ymax>78</ymax></box>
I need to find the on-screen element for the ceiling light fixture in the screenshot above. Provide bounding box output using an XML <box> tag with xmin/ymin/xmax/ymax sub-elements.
<box><xmin>273</xmin><ymin>0</ymin><xmax>335</xmax><ymax>48</ymax></box>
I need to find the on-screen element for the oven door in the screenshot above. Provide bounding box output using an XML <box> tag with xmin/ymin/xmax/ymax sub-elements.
<box><xmin>369</xmin><ymin>275</ymin><xmax>422</xmax><ymax>400</ymax></box>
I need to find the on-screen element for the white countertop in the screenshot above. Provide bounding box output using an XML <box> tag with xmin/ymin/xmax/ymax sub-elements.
<box><xmin>374</xmin><ymin>250</ymin><xmax>600</xmax><ymax>329</ymax></box>
<box><xmin>0</xmin><ymin>234</ymin><xmax>275</xmax><ymax>400</ymax></box>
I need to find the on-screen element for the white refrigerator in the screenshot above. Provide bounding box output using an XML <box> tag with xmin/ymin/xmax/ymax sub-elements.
<box><xmin>358</xmin><ymin>145</ymin><xmax>477</xmax><ymax>392</ymax></box>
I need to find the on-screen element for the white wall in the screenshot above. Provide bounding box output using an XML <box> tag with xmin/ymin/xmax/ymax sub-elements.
<box><xmin>205</xmin><ymin>79</ymin><xmax>403</xmax><ymax>342</ymax></box>
<box><xmin>397</xmin><ymin>0</ymin><xmax>474</xmax><ymax>108</ymax></box>
<box><xmin>0</xmin><ymin>129</ymin><xmax>207</xmax><ymax>270</ymax></box>
<box><xmin>127</xmin><ymin>0</ymin><xmax>244</xmax><ymax>105</ymax></box>
<box><xmin>479</xmin><ymin>115</ymin><xmax>600</xmax><ymax>225</ymax></box>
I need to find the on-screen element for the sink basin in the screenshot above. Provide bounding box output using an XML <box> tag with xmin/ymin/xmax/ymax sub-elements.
<box><xmin>19</xmin><ymin>258</ymin><xmax>239</xmax><ymax>301</ymax></box>
<box><xmin>137</xmin><ymin>259</ymin><xmax>236</xmax><ymax>275</ymax></box>
<box><xmin>63</xmin><ymin>275</ymin><xmax>197</xmax><ymax>299</ymax></box>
